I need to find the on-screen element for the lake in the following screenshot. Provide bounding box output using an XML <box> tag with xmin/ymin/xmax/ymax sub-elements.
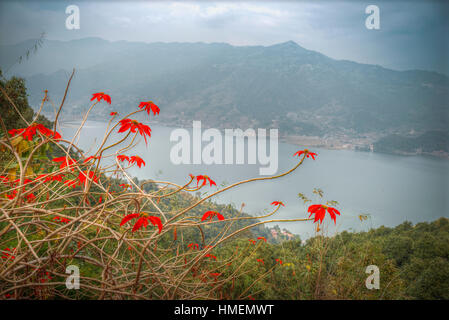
<box><xmin>59</xmin><ymin>120</ymin><xmax>449</xmax><ymax>239</ymax></box>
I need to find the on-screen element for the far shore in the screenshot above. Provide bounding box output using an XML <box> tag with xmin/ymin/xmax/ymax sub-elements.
<box><xmin>56</xmin><ymin>116</ymin><xmax>449</xmax><ymax>160</ymax></box>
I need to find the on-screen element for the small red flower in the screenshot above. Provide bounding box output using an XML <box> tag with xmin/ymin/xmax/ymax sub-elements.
<box><xmin>37</xmin><ymin>173</ymin><xmax>64</xmax><ymax>183</ymax></box>
<box><xmin>110</xmin><ymin>112</ymin><xmax>118</xmax><ymax>116</ymax></box>
<box><xmin>188</xmin><ymin>243</ymin><xmax>199</xmax><ymax>250</ymax></box>
<box><xmin>117</xmin><ymin>154</ymin><xmax>130</xmax><ymax>163</ymax></box>
<box><xmin>53</xmin><ymin>216</ymin><xmax>69</xmax><ymax>224</ymax></box>
<box><xmin>248</xmin><ymin>239</ymin><xmax>256</xmax><ymax>245</ymax></box>
<box><xmin>257</xmin><ymin>236</ymin><xmax>267</xmax><ymax>243</ymax></box>
<box><xmin>201</xmin><ymin>211</ymin><xmax>224</xmax><ymax>221</ymax></box>
<box><xmin>118</xmin><ymin>119</ymin><xmax>152</xmax><ymax>145</ymax></box>
<box><xmin>1</xmin><ymin>247</ymin><xmax>15</xmax><ymax>260</ymax></box>
<box><xmin>256</xmin><ymin>258</ymin><xmax>264</xmax><ymax>265</ymax></box>
<box><xmin>307</xmin><ymin>204</ymin><xmax>340</xmax><ymax>224</ymax></box>
<box><xmin>293</xmin><ymin>149</ymin><xmax>317</xmax><ymax>160</ymax></box>
<box><xmin>205</xmin><ymin>254</ymin><xmax>216</xmax><ymax>260</ymax></box>
<box><xmin>91</xmin><ymin>92</ymin><xmax>111</xmax><ymax>104</ymax></box>
<box><xmin>209</xmin><ymin>272</ymin><xmax>221</xmax><ymax>279</ymax></box>
<box><xmin>196</xmin><ymin>175</ymin><xmax>216</xmax><ymax>187</ymax></box>
<box><xmin>83</xmin><ymin>156</ymin><xmax>100</xmax><ymax>163</ymax></box>
<box><xmin>26</xmin><ymin>193</ymin><xmax>36</xmax><ymax>202</ymax></box>
<box><xmin>52</xmin><ymin>156</ymin><xmax>77</xmax><ymax>170</ymax></box>
<box><xmin>52</xmin><ymin>174</ymin><xmax>64</xmax><ymax>182</ymax></box>
<box><xmin>119</xmin><ymin>183</ymin><xmax>132</xmax><ymax>190</ymax></box>
<box><xmin>120</xmin><ymin>213</ymin><xmax>163</xmax><ymax>233</ymax></box>
<box><xmin>129</xmin><ymin>155</ymin><xmax>145</xmax><ymax>168</ymax></box>
<box><xmin>275</xmin><ymin>258</ymin><xmax>283</xmax><ymax>265</ymax></box>
<box><xmin>271</xmin><ymin>201</ymin><xmax>285</xmax><ymax>207</ymax></box>
<box><xmin>60</xmin><ymin>218</ymin><xmax>70</xmax><ymax>224</ymax></box>
<box><xmin>9</xmin><ymin>124</ymin><xmax>61</xmax><ymax>141</ymax></box>
<box><xmin>77</xmin><ymin>170</ymin><xmax>98</xmax><ymax>186</ymax></box>
<box><xmin>6</xmin><ymin>193</ymin><xmax>16</xmax><ymax>199</ymax></box>
<box><xmin>63</xmin><ymin>179</ymin><xmax>77</xmax><ymax>188</ymax></box>
<box><xmin>138</xmin><ymin>101</ymin><xmax>160</xmax><ymax>116</ymax></box>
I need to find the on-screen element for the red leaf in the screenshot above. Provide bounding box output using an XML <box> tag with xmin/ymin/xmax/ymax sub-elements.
<box><xmin>148</xmin><ymin>216</ymin><xmax>163</xmax><ymax>233</ymax></box>
<box><xmin>120</xmin><ymin>213</ymin><xmax>139</xmax><ymax>226</ymax></box>
<box><xmin>216</xmin><ymin>212</ymin><xmax>225</xmax><ymax>221</ymax></box>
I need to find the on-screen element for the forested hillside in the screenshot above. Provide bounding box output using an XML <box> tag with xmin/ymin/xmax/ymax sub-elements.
<box><xmin>1</xmin><ymin>38</ymin><xmax>448</xmax><ymax>156</ymax></box>
<box><xmin>229</xmin><ymin>218</ymin><xmax>448</xmax><ymax>300</ymax></box>
<box><xmin>1</xmin><ymin>70</ymin><xmax>447</xmax><ymax>301</ymax></box>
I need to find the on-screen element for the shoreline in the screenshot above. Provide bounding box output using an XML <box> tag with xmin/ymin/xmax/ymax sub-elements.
<box><xmin>57</xmin><ymin>116</ymin><xmax>449</xmax><ymax>160</ymax></box>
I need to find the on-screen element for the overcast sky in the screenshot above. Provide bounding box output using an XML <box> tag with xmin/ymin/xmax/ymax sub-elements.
<box><xmin>0</xmin><ymin>0</ymin><xmax>447</xmax><ymax>74</ymax></box>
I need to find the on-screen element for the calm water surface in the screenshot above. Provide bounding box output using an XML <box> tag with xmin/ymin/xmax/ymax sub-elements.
<box><xmin>60</xmin><ymin>121</ymin><xmax>449</xmax><ymax>239</ymax></box>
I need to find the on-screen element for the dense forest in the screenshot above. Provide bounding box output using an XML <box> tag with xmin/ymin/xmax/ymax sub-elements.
<box><xmin>374</xmin><ymin>131</ymin><xmax>449</xmax><ymax>156</ymax></box>
<box><xmin>1</xmin><ymin>71</ymin><xmax>448</xmax><ymax>300</ymax></box>
<box><xmin>218</xmin><ymin>217</ymin><xmax>449</xmax><ymax>300</ymax></box>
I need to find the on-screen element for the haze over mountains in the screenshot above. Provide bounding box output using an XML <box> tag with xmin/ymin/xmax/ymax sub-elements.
<box><xmin>1</xmin><ymin>37</ymin><xmax>448</xmax><ymax>153</ymax></box>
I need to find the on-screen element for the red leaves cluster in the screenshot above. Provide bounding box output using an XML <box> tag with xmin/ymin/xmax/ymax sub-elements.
<box><xmin>53</xmin><ymin>216</ymin><xmax>70</xmax><ymax>224</ymax></box>
<box><xmin>36</xmin><ymin>173</ymin><xmax>65</xmax><ymax>183</ymax></box>
<box><xmin>205</xmin><ymin>254</ymin><xmax>216</xmax><ymax>260</ymax></box>
<box><xmin>275</xmin><ymin>258</ymin><xmax>283</xmax><ymax>265</ymax></box>
<box><xmin>78</xmin><ymin>170</ymin><xmax>98</xmax><ymax>185</ymax></box>
<box><xmin>119</xmin><ymin>183</ymin><xmax>132</xmax><ymax>190</ymax></box>
<box><xmin>91</xmin><ymin>92</ymin><xmax>111</xmax><ymax>104</ymax></box>
<box><xmin>6</xmin><ymin>190</ymin><xmax>17</xmax><ymax>200</ymax></box>
<box><xmin>271</xmin><ymin>201</ymin><xmax>285</xmax><ymax>207</ymax></box>
<box><xmin>1</xmin><ymin>247</ymin><xmax>15</xmax><ymax>260</ymax></box>
<box><xmin>37</xmin><ymin>269</ymin><xmax>53</xmax><ymax>283</ymax></box>
<box><xmin>26</xmin><ymin>193</ymin><xmax>36</xmax><ymax>202</ymax></box>
<box><xmin>1</xmin><ymin>176</ymin><xmax>37</xmax><ymax>201</ymax></box>
<box><xmin>117</xmin><ymin>155</ymin><xmax>146</xmax><ymax>168</ymax></box>
<box><xmin>293</xmin><ymin>149</ymin><xmax>317</xmax><ymax>160</ymax></box>
<box><xmin>188</xmin><ymin>243</ymin><xmax>199</xmax><ymax>250</ymax></box>
<box><xmin>196</xmin><ymin>175</ymin><xmax>216</xmax><ymax>188</ymax></box>
<box><xmin>129</xmin><ymin>156</ymin><xmax>145</xmax><ymax>168</ymax></box>
<box><xmin>64</xmin><ymin>170</ymin><xmax>99</xmax><ymax>189</ymax></box>
<box><xmin>201</xmin><ymin>211</ymin><xmax>224</xmax><ymax>222</ymax></box>
<box><xmin>118</xmin><ymin>119</ymin><xmax>152</xmax><ymax>145</ymax></box>
<box><xmin>138</xmin><ymin>101</ymin><xmax>160</xmax><ymax>116</ymax></box>
<box><xmin>257</xmin><ymin>236</ymin><xmax>267</xmax><ymax>243</ymax></box>
<box><xmin>307</xmin><ymin>204</ymin><xmax>341</xmax><ymax>224</ymax></box>
<box><xmin>52</xmin><ymin>156</ymin><xmax>77</xmax><ymax>170</ymax></box>
<box><xmin>120</xmin><ymin>213</ymin><xmax>163</xmax><ymax>233</ymax></box>
<box><xmin>52</xmin><ymin>156</ymin><xmax>99</xmax><ymax>172</ymax></box>
<box><xmin>117</xmin><ymin>155</ymin><xmax>129</xmax><ymax>162</ymax></box>
<box><xmin>256</xmin><ymin>258</ymin><xmax>264</xmax><ymax>265</ymax></box>
<box><xmin>9</xmin><ymin>124</ymin><xmax>61</xmax><ymax>141</ymax></box>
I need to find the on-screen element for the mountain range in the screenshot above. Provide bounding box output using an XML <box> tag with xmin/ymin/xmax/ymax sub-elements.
<box><xmin>1</xmin><ymin>37</ymin><xmax>448</xmax><ymax>154</ymax></box>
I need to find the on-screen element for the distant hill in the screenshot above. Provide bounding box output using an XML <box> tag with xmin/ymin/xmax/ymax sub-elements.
<box><xmin>374</xmin><ymin>131</ymin><xmax>449</xmax><ymax>156</ymax></box>
<box><xmin>1</xmin><ymin>38</ymin><xmax>448</xmax><ymax>153</ymax></box>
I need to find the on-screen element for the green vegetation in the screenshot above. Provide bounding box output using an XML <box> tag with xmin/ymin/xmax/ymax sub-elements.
<box><xmin>217</xmin><ymin>218</ymin><xmax>448</xmax><ymax>300</ymax></box>
<box><xmin>0</xmin><ymin>69</ymin><xmax>52</xmax><ymax>131</ymax></box>
<box><xmin>374</xmin><ymin>131</ymin><xmax>449</xmax><ymax>155</ymax></box>
<box><xmin>1</xmin><ymin>71</ymin><xmax>447</xmax><ymax>300</ymax></box>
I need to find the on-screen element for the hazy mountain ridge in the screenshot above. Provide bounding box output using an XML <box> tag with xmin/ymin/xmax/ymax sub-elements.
<box><xmin>1</xmin><ymin>38</ymin><xmax>448</xmax><ymax>155</ymax></box>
